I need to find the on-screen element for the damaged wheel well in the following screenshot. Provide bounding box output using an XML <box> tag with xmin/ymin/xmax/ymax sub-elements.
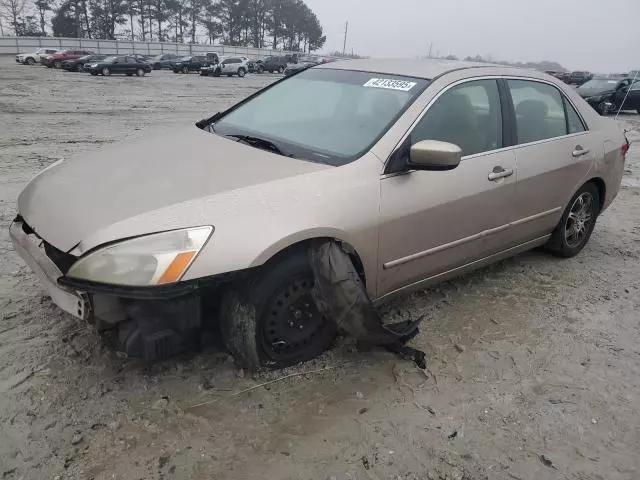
<box><xmin>261</xmin><ymin>238</ymin><xmax>367</xmax><ymax>286</ymax></box>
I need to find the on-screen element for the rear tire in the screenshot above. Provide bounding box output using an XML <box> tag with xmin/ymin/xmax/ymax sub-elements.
<box><xmin>544</xmin><ymin>182</ymin><xmax>600</xmax><ymax>258</ymax></box>
<box><xmin>182</xmin><ymin>66</ymin><xmax>189</xmax><ymax>74</ymax></box>
<box><xmin>54</xmin><ymin>61</ymin><xmax>62</xmax><ymax>69</ymax></box>
<box><xmin>219</xmin><ymin>249</ymin><xmax>336</xmax><ymax>370</ymax></box>
<box><xmin>278</xmin><ymin>66</ymin><xmax>284</xmax><ymax>74</ymax></box>
<box><xmin>136</xmin><ymin>68</ymin><xmax>145</xmax><ymax>77</ymax></box>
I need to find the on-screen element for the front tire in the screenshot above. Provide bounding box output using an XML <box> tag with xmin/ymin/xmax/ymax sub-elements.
<box><xmin>237</xmin><ymin>67</ymin><xmax>246</xmax><ymax>78</ymax></box>
<box><xmin>182</xmin><ymin>66</ymin><xmax>189</xmax><ymax>74</ymax></box>
<box><xmin>219</xmin><ymin>249</ymin><xmax>336</xmax><ymax>370</ymax></box>
<box><xmin>278</xmin><ymin>66</ymin><xmax>284</xmax><ymax>74</ymax></box>
<box><xmin>102</xmin><ymin>67</ymin><xmax>110</xmax><ymax>76</ymax></box>
<box><xmin>545</xmin><ymin>182</ymin><xmax>600</xmax><ymax>258</ymax></box>
<box><xmin>54</xmin><ymin>61</ymin><xmax>62</xmax><ymax>69</ymax></box>
<box><xmin>25</xmin><ymin>57</ymin><xmax>35</xmax><ymax>65</ymax></box>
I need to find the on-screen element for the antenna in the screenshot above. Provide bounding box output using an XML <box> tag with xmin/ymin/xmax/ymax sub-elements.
<box><xmin>342</xmin><ymin>21</ymin><xmax>349</xmax><ymax>56</ymax></box>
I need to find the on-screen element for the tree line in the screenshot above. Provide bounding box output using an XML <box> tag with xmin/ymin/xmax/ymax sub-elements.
<box><xmin>0</xmin><ymin>0</ymin><xmax>326</xmax><ymax>52</ymax></box>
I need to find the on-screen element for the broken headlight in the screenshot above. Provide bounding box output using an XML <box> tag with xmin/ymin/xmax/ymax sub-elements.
<box><xmin>66</xmin><ymin>226</ymin><xmax>213</xmax><ymax>286</ymax></box>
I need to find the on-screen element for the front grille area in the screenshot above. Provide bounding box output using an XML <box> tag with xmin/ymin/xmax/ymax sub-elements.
<box><xmin>16</xmin><ymin>215</ymin><xmax>77</xmax><ymax>273</ymax></box>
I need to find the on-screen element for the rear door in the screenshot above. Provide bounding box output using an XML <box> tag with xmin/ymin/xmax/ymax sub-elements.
<box><xmin>504</xmin><ymin>78</ymin><xmax>598</xmax><ymax>246</ymax></box>
<box><xmin>615</xmin><ymin>81</ymin><xmax>640</xmax><ymax>111</ymax></box>
<box><xmin>378</xmin><ymin>78</ymin><xmax>518</xmax><ymax>296</ymax></box>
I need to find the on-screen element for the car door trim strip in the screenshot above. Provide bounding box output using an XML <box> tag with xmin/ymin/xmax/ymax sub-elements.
<box><xmin>383</xmin><ymin>206</ymin><xmax>561</xmax><ymax>269</ymax></box>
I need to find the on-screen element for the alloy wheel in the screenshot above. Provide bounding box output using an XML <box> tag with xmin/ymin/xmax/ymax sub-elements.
<box><xmin>564</xmin><ymin>192</ymin><xmax>595</xmax><ymax>248</ymax></box>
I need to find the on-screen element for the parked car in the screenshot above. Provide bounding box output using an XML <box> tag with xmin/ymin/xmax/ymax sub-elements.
<box><xmin>262</xmin><ymin>55</ymin><xmax>289</xmax><ymax>73</ymax></box>
<box><xmin>61</xmin><ymin>54</ymin><xmax>108</xmax><ymax>72</ymax></box>
<box><xmin>16</xmin><ymin>48</ymin><xmax>58</xmax><ymax>65</ymax></box>
<box><xmin>545</xmin><ymin>70</ymin><xmax>570</xmax><ymax>83</ymax></box>
<box><xmin>218</xmin><ymin>56</ymin><xmax>249</xmax><ymax>77</ymax></box>
<box><xmin>576</xmin><ymin>77</ymin><xmax>635</xmax><ymax>114</ymax></box>
<box><xmin>85</xmin><ymin>56</ymin><xmax>152</xmax><ymax>76</ymax></box>
<box><xmin>127</xmin><ymin>53</ymin><xmax>151</xmax><ymax>62</ymax></box>
<box><xmin>9</xmin><ymin>59</ymin><xmax>628</xmax><ymax>369</ymax></box>
<box><xmin>173</xmin><ymin>53</ymin><xmax>219</xmax><ymax>73</ymax></box>
<box><xmin>612</xmin><ymin>80</ymin><xmax>640</xmax><ymax>114</ymax></box>
<box><xmin>149</xmin><ymin>53</ymin><xmax>181</xmax><ymax>70</ymax></box>
<box><xmin>568</xmin><ymin>71</ymin><xmax>593</xmax><ymax>85</ymax></box>
<box><xmin>42</xmin><ymin>50</ymin><xmax>94</xmax><ymax>69</ymax></box>
<box><xmin>247</xmin><ymin>59</ymin><xmax>264</xmax><ymax>73</ymax></box>
<box><xmin>284</xmin><ymin>60</ymin><xmax>319</xmax><ymax>77</ymax></box>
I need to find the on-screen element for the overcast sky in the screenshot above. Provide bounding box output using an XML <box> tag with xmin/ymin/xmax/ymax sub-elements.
<box><xmin>305</xmin><ymin>0</ymin><xmax>640</xmax><ymax>73</ymax></box>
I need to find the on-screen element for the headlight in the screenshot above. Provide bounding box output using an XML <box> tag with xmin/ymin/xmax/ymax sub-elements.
<box><xmin>89</xmin><ymin>63</ymin><xmax>98</xmax><ymax>68</ymax></box>
<box><xmin>66</xmin><ymin>226</ymin><xmax>213</xmax><ymax>286</ymax></box>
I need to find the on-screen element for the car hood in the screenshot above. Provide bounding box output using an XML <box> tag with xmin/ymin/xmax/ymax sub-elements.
<box><xmin>577</xmin><ymin>87</ymin><xmax>614</xmax><ymax>97</ymax></box>
<box><xmin>18</xmin><ymin>126</ymin><xmax>330</xmax><ymax>251</ymax></box>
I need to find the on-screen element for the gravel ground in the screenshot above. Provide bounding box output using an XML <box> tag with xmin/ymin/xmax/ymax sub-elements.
<box><xmin>1</xmin><ymin>57</ymin><xmax>639</xmax><ymax>480</ymax></box>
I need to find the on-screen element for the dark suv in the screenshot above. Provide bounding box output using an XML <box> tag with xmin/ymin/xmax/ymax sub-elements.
<box><xmin>150</xmin><ymin>53</ymin><xmax>180</xmax><ymax>70</ymax></box>
<box><xmin>568</xmin><ymin>71</ymin><xmax>592</xmax><ymax>85</ymax></box>
<box><xmin>172</xmin><ymin>53</ymin><xmax>219</xmax><ymax>73</ymax></box>
<box><xmin>262</xmin><ymin>55</ymin><xmax>289</xmax><ymax>74</ymax></box>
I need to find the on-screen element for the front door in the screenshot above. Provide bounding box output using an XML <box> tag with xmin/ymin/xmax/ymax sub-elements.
<box><xmin>615</xmin><ymin>81</ymin><xmax>640</xmax><ymax>112</ymax></box>
<box><xmin>378</xmin><ymin>79</ymin><xmax>517</xmax><ymax>297</ymax></box>
<box><xmin>504</xmin><ymin>79</ymin><xmax>599</xmax><ymax>245</ymax></box>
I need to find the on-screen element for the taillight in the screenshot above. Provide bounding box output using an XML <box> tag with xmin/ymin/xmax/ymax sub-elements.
<box><xmin>621</xmin><ymin>140</ymin><xmax>630</xmax><ymax>158</ymax></box>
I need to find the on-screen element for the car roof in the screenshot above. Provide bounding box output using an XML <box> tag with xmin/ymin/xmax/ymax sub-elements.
<box><xmin>315</xmin><ymin>58</ymin><xmax>540</xmax><ymax>80</ymax></box>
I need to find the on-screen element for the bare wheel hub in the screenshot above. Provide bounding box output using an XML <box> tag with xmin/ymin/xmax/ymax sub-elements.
<box><xmin>261</xmin><ymin>275</ymin><xmax>329</xmax><ymax>361</ymax></box>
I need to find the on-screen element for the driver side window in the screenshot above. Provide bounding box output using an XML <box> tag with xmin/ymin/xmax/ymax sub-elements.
<box><xmin>411</xmin><ymin>79</ymin><xmax>503</xmax><ymax>157</ymax></box>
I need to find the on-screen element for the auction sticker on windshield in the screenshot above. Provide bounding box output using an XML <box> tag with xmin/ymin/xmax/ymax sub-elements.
<box><xmin>363</xmin><ymin>78</ymin><xmax>417</xmax><ymax>91</ymax></box>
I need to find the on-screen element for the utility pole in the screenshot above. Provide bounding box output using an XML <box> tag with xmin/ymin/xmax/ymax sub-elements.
<box><xmin>428</xmin><ymin>42</ymin><xmax>433</xmax><ymax>58</ymax></box>
<box><xmin>342</xmin><ymin>21</ymin><xmax>348</xmax><ymax>56</ymax></box>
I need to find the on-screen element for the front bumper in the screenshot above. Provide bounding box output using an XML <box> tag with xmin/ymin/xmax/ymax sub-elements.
<box><xmin>9</xmin><ymin>220</ymin><xmax>89</xmax><ymax>320</ymax></box>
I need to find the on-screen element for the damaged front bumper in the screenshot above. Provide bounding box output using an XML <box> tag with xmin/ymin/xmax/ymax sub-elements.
<box><xmin>10</xmin><ymin>217</ymin><xmax>241</xmax><ymax>360</ymax></box>
<box><xmin>9</xmin><ymin>219</ymin><xmax>90</xmax><ymax>320</ymax></box>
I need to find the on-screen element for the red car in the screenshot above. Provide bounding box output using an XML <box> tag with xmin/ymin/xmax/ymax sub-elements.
<box><xmin>42</xmin><ymin>50</ymin><xmax>94</xmax><ymax>69</ymax></box>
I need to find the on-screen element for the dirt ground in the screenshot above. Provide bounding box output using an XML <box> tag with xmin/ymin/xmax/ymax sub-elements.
<box><xmin>1</xmin><ymin>56</ymin><xmax>639</xmax><ymax>480</ymax></box>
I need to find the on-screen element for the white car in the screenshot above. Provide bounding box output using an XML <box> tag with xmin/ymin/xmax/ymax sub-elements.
<box><xmin>16</xmin><ymin>48</ymin><xmax>58</xmax><ymax>65</ymax></box>
<box><xmin>218</xmin><ymin>56</ymin><xmax>249</xmax><ymax>77</ymax></box>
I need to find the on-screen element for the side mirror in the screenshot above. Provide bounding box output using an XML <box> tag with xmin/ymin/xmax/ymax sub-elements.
<box><xmin>408</xmin><ymin>140</ymin><xmax>462</xmax><ymax>171</ymax></box>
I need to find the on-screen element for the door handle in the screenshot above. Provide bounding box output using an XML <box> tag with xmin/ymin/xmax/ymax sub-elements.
<box><xmin>572</xmin><ymin>145</ymin><xmax>590</xmax><ymax>157</ymax></box>
<box><xmin>488</xmin><ymin>166</ymin><xmax>514</xmax><ymax>181</ymax></box>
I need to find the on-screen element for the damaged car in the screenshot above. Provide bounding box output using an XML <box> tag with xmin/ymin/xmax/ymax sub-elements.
<box><xmin>576</xmin><ymin>77</ymin><xmax>638</xmax><ymax>115</ymax></box>
<box><xmin>10</xmin><ymin>59</ymin><xmax>629</xmax><ymax>369</ymax></box>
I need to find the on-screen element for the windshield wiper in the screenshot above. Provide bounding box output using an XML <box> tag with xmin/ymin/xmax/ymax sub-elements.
<box><xmin>225</xmin><ymin>134</ymin><xmax>293</xmax><ymax>157</ymax></box>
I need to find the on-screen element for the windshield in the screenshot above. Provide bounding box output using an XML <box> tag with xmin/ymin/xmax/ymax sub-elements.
<box><xmin>103</xmin><ymin>56</ymin><xmax>117</xmax><ymax>63</ymax></box>
<box><xmin>180</xmin><ymin>56</ymin><xmax>192</xmax><ymax>61</ymax></box>
<box><xmin>578</xmin><ymin>79</ymin><xmax>618</xmax><ymax>90</ymax></box>
<box><xmin>212</xmin><ymin>69</ymin><xmax>428</xmax><ymax>166</ymax></box>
